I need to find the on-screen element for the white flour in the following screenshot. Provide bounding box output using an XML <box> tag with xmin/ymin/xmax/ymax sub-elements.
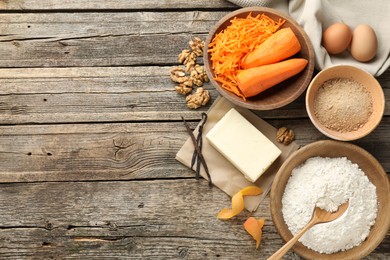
<box><xmin>282</xmin><ymin>157</ymin><xmax>377</xmax><ymax>254</ymax></box>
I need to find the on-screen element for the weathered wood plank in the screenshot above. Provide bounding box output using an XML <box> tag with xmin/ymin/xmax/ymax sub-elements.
<box><xmin>0</xmin><ymin>180</ymin><xmax>387</xmax><ymax>259</ymax></box>
<box><xmin>0</xmin><ymin>119</ymin><xmax>389</xmax><ymax>183</ymax></box>
<box><xmin>0</xmin><ymin>32</ymin><xmax>206</xmax><ymax>68</ymax></box>
<box><xmin>0</xmin><ymin>121</ymin><xmax>191</xmax><ymax>182</ymax></box>
<box><xmin>0</xmin><ymin>67</ymin><xmax>218</xmax><ymax>124</ymax></box>
<box><xmin>0</xmin><ymin>0</ymin><xmax>236</xmax><ymax>10</ymax></box>
<box><xmin>0</xmin><ymin>11</ymin><xmax>228</xmax><ymax>67</ymax></box>
<box><xmin>0</xmin><ymin>12</ymin><xmax>225</xmax><ymax>39</ymax></box>
<box><xmin>0</xmin><ymin>67</ymin><xmax>389</xmax><ymax>124</ymax></box>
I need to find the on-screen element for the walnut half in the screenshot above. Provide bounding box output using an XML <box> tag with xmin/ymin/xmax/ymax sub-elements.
<box><xmin>276</xmin><ymin>127</ymin><xmax>295</xmax><ymax>145</ymax></box>
<box><xmin>190</xmin><ymin>65</ymin><xmax>209</xmax><ymax>87</ymax></box>
<box><xmin>189</xmin><ymin>37</ymin><xmax>205</xmax><ymax>57</ymax></box>
<box><xmin>170</xmin><ymin>66</ymin><xmax>189</xmax><ymax>84</ymax></box>
<box><xmin>178</xmin><ymin>49</ymin><xmax>191</xmax><ymax>64</ymax></box>
<box><xmin>175</xmin><ymin>84</ymin><xmax>192</xmax><ymax>95</ymax></box>
<box><xmin>186</xmin><ymin>87</ymin><xmax>210</xmax><ymax>109</ymax></box>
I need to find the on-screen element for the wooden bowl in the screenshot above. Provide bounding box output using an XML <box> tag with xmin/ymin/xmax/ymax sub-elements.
<box><xmin>204</xmin><ymin>7</ymin><xmax>315</xmax><ymax>110</ymax></box>
<box><xmin>270</xmin><ymin>140</ymin><xmax>390</xmax><ymax>259</ymax></box>
<box><xmin>306</xmin><ymin>65</ymin><xmax>385</xmax><ymax>141</ymax></box>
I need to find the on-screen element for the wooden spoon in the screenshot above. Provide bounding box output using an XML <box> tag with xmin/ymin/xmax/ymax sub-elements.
<box><xmin>268</xmin><ymin>200</ymin><xmax>349</xmax><ymax>260</ymax></box>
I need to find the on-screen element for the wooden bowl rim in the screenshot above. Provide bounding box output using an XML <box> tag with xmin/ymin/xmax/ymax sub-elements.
<box><xmin>270</xmin><ymin>140</ymin><xmax>390</xmax><ymax>259</ymax></box>
<box><xmin>204</xmin><ymin>7</ymin><xmax>315</xmax><ymax>110</ymax></box>
<box><xmin>305</xmin><ymin>65</ymin><xmax>385</xmax><ymax>141</ymax></box>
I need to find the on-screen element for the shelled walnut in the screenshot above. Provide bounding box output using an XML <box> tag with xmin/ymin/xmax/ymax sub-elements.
<box><xmin>178</xmin><ymin>49</ymin><xmax>191</xmax><ymax>64</ymax></box>
<box><xmin>170</xmin><ymin>37</ymin><xmax>210</xmax><ymax>109</ymax></box>
<box><xmin>194</xmin><ymin>65</ymin><xmax>209</xmax><ymax>82</ymax></box>
<box><xmin>276</xmin><ymin>127</ymin><xmax>295</xmax><ymax>145</ymax></box>
<box><xmin>190</xmin><ymin>65</ymin><xmax>209</xmax><ymax>87</ymax></box>
<box><xmin>177</xmin><ymin>49</ymin><xmax>197</xmax><ymax>72</ymax></box>
<box><xmin>186</xmin><ymin>87</ymin><xmax>210</xmax><ymax>109</ymax></box>
<box><xmin>175</xmin><ymin>84</ymin><xmax>193</xmax><ymax>95</ymax></box>
<box><xmin>170</xmin><ymin>67</ymin><xmax>189</xmax><ymax>83</ymax></box>
<box><xmin>189</xmin><ymin>37</ymin><xmax>205</xmax><ymax>57</ymax></box>
<box><xmin>184</xmin><ymin>53</ymin><xmax>197</xmax><ymax>72</ymax></box>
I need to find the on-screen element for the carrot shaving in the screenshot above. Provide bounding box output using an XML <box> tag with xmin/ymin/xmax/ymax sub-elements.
<box><xmin>217</xmin><ymin>186</ymin><xmax>263</xmax><ymax>220</ymax></box>
<box><xmin>244</xmin><ymin>217</ymin><xmax>265</xmax><ymax>249</ymax></box>
<box><xmin>208</xmin><ymin>13</ymin><xmax>285</xmax><ymax>100</ymax></box>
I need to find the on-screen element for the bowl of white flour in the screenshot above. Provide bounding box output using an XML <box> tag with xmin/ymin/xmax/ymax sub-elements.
<box><xmin>270</xmin><ymin>140</ymin><xmax>389</xmax><ymax>259</ymax></box>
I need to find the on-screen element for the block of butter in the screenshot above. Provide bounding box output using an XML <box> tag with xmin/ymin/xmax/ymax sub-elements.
<box><xmin>206</xmin><ymin>108</ymin><xmax>281</xmax><ymax>183</ymax></box>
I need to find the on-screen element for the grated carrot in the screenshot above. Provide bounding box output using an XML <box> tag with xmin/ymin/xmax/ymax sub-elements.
<box><xmin>208</xmin><ymin>13</ymin><xmax>285</xmax><ymax>100</ymax></box>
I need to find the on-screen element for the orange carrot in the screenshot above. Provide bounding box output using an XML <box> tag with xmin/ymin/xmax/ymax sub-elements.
<box><xmin>240</xmin><ymin>186</ymin><xmax>263</xmax><ymax>196</ymax></box>
<box><xmin>244</xmin><ymin>217</ymin><xmax>265</xmax><ymax>249</ymax></box>
<box><xmin>217</xmin><ymin>186</ymin><xmax>262</xmax><ymax>220</ymax></box>
<box><xmin>241</xmin><ymin>27</ymin><xmax>301</xmax><ymax>69</ymax></box>
<box><xmin>236</xmin><ymin>58</ymin><xmax>308</xmax><ymax>98</ymax></box>
<box><xmin>208</xmin><ymin>13</ymin><xmax>285</xmax><ymax>99</ymax></box>
<box><xmin>217</xmin><ymin>192</ymin><xmax>246</xmax><ymax>220</ymax></box>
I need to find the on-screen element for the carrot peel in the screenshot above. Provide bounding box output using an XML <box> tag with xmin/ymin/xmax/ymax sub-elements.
<box><xmin>244</xmin><ymin>217</ymin><xmax>265</xmax><ymax>249</ymax></box>
<box><xmin>217</xmin><ymin>186</ymin><xmax>262</xmax><ymax>220</ymax></box>
<box><xmin>239</xmin><ymin>186</ymin><xmax>263</xmax><ymax>196</ymax></box>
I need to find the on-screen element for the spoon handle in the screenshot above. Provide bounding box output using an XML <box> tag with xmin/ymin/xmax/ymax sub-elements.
<box><xmin>267</xmin><ymin>219</ymin><xmax>317</xmax><ymax>260</ymax></box>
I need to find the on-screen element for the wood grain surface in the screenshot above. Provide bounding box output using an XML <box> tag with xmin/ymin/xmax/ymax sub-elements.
<box><xmin>0</xmin><ymin>1</ymin><xmax>388</xmax><ymax>259</ymax></box>
<box><xmin>0</xmin><ymin>0</ymin><xmax>235</xmax><ymax>10</ymax></box>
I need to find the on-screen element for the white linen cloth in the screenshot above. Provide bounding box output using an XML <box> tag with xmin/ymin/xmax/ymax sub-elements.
<box><xmin>226</xmin><ymin>0</ymin><xmax>390</xmax><ymax>76</ymax></box>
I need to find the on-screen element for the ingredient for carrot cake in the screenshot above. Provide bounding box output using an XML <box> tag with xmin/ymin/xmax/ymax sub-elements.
<box><xmin>170</xmin><ymin>37</ymin><xmax>210</xmax><ymax>109</ymax></box>
<box><xmin>282</xmin><ymin>156</ymin><xmax>377</xmax><ymax>254</ymax></box>
<box><xmin>244</xmin><ymin>217</ymin><xmax>265</xmax><ymax>249</ymax></box>
<box><xmin>207</xmin><ymin>13</ymin><xmax>285</xmax><ymax>99</ymax></box>
<box><xmin>350</xmin><ymin>24</ymin><xmax>378</xmax><ymax>62</ymax></box>
<box><xmin>276</xmin><ymin>127</ymin><xmax>295</xmax><ymax>145</ymax></box>
<box><xmin>322</xmin><ymin>23</ymin><xmax>352</xmax><ymax>54</ymax></box>
<box><xmin>313</xmin><ymin>78</ymin><xmax>373</xmax><ymax>132</ymax></box>
<box><xmin>206</xmin><ymin>108</ymin><xmax>281</xmax><ymax>182</ymax></box>
<box><xmin>217</xmin><ymin>186</ymin><xmax>263</xmax><ymax>220</ymax></box>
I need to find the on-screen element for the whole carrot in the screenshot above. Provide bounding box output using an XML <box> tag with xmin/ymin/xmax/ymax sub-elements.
<box><xmin>236</xmin><ymin>58</ymin><xmax>308</xmax><ymax>98</ymax></box>
<box><xmin>241</xmin><ymin>27</ymin><xmax>301</xmax><ymax>69</ymax></box>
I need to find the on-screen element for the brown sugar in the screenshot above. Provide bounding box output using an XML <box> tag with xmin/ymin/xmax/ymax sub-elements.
<box><xmin>313</xmin><ymin>78</ymin><xmax>373</xmax><ymax>132</ymax></box>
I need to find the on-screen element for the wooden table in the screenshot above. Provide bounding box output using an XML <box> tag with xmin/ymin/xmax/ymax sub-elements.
<box><xmin>0</xmin><ymin>1</ymin><xmax>388</xmax><ymax>259</ymax></box>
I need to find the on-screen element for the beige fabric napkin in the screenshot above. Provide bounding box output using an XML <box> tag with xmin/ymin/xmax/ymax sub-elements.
<box><xmin>176</xmin><ymin>97</ymin><xmax>299</xmax><ymax>211</ymax></box>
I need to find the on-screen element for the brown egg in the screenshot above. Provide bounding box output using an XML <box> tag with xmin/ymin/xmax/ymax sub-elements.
<box><xmin>350</xmin><ymin>24</ymin><xmax>377</xmax><ymax>62</ymax></box>
<box><xmin>322</xmin><ymin>23</ymin><xmax>352</xmax><ymax>54</ymax></box>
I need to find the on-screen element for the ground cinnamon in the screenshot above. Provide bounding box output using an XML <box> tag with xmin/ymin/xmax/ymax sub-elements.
<box><xmin>313</xmin><ymin>78</ymin><xmax>373</xmax><ymax>132</ymax></box>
